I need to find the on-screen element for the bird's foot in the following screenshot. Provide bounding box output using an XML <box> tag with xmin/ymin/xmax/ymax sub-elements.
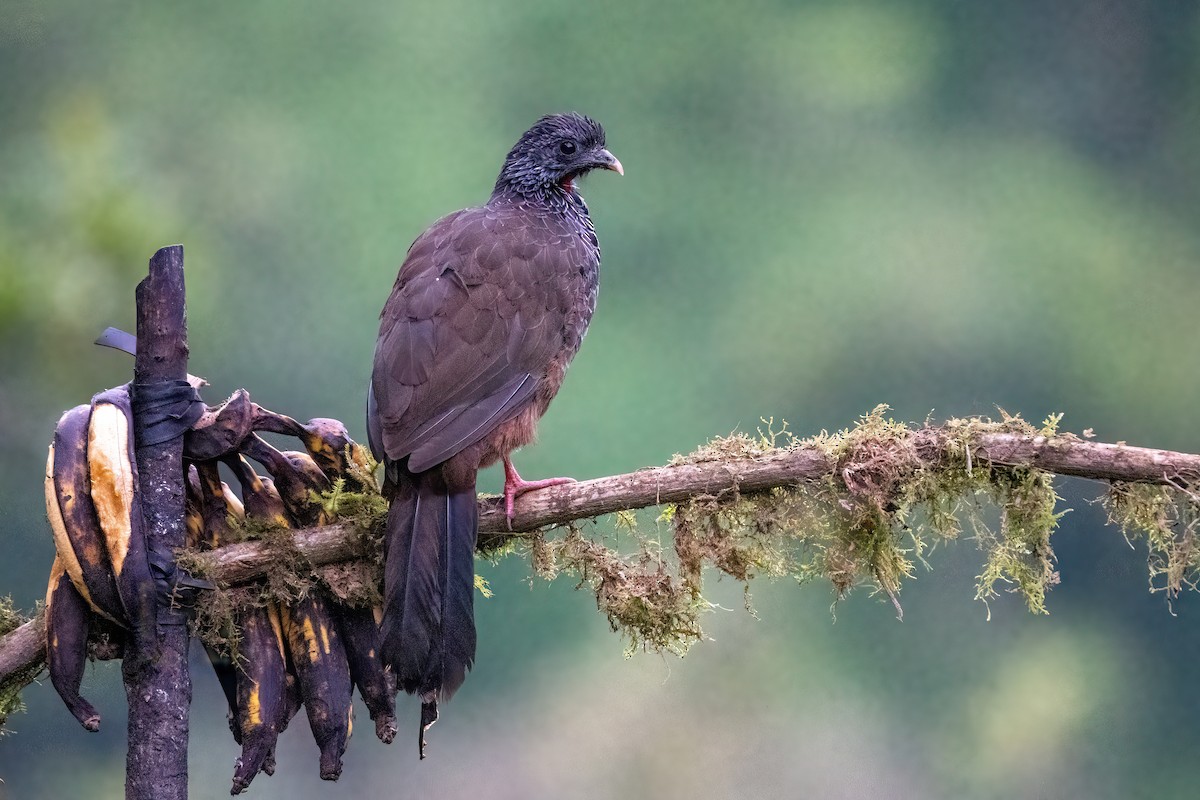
<box><xmin>503</xmin><ymin>458</ymin><xmax>575</xmax><ymax>527</ymax></box>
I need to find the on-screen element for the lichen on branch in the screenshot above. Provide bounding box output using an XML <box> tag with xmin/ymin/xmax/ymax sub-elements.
<box><xmin>1103</xmin><ymin>481</ymin><xmax>1200</xmax><ymax>608</ymax></box>
<box><xmin>666</xmin><ymin>408</ymin><xmax>1065</xmax><ymax>636</ymax></box>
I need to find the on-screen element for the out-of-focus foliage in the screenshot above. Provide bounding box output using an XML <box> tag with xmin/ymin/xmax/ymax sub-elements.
<box><xmin>1</xmin><ymin>1</ymin><xmax>1198</xmax><ymax>798</ymax></box>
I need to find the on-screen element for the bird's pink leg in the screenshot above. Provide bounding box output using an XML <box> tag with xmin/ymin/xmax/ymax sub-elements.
<box><xmin>503</xmin><ymin>457</ymin><xmax>575</xmax><ymax>525</ymax></box>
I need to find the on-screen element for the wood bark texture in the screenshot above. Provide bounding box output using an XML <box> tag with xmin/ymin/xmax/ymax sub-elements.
<box><xmin>124</xmin><ymin>245</ymin><xmax>192</xmax><ymax>800</ymax></box>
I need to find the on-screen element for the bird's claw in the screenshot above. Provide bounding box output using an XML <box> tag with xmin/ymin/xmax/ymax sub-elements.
<box><xmin>502</xmin><ymin>458</ymin><xmax>576</xmax><ymax>528</ymax></box>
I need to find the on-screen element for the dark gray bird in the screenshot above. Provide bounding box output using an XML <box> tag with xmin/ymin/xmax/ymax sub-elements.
<box><xmin>366</xmin><ymin>113</ymin><xmax>621</xmax><ymax>755</ymax></box>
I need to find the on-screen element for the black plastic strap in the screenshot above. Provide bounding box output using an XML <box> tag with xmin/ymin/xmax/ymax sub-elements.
<box><xmin>132</xmin><ymin>379</ymin><xmax>205</xmax><ymax>619</ymax></box>
<box><xmin>94</xmin><ymin>326</ymin><xmax>137</xmax><ymax>356</ymax></box>
<box><xmin>131</xmin><ymin>380</ymin><xmax>205</xmax><ymax>447</ymax></box>
<box><xmin>149</xmin><ymin>548</ymin><xmax>213</xmax><ymax>625</ymax></box>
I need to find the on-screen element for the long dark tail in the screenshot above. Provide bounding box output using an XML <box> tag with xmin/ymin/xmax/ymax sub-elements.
<box><xmin>380</xmin><ymin>466</ymin><xmax>477</xmax><ymax>708</ymax></box>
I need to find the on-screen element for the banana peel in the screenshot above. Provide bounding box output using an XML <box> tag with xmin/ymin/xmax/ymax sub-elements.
<box><xmin>88</xmin><ymin>385</ymin><xmax>158</xmax><ymax>664</ymax></box>
<box><xmin>46</xmin><ymin>406</ymin><xmax>126</xmax><ymax>626</ymax></box>
<box><xmin>184</xmin><ymin>389</ymin><xmax>254</xmax><ymax>461</ymax></box>
<box><xmin>45</xmin><ymin>556</ymin><xmax>102</xmax><ymax>731</ymax></box>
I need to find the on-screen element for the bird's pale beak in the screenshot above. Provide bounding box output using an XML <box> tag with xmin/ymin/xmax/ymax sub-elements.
<box><xmin>597</xmin><ymin>149</ymin><xmax>624</xmax><ymax>175</ymax></box>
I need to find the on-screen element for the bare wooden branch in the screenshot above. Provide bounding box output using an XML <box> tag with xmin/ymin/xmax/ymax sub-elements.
<box><xmin>0</xmin><ymin>615</ymin><xmax>45</xmax><ymax>687</ymax></box>
<box><xmin>973</xmin><ymin>433</ymin><xmax>1200</xmax><ymax>484</ymax></box>
<box><xmin>125</xmin><ymin>245</ymin><xmax>192</xmax><ymax>800</ymax></box>
<box><xmin>4</xmin><ymin>427</ymin><xmax>1199</xmax><ymax>701</ymax></box>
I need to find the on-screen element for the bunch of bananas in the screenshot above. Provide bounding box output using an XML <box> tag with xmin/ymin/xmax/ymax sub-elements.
<box><xmin>44</xmin><ymin>385</ymin><xmax>157</xmax><ymax>731</ymax></box>
<box><xmin>44</xmin><ymin>382</ymin><xmax>396</xmax><ymax>794</ymax></box>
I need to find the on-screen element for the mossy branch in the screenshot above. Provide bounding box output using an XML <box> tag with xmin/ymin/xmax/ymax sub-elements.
<box><xmin>4</xmin><ymin>410</ymin><xmax>1200</xmax><ymax>701</ymax></box>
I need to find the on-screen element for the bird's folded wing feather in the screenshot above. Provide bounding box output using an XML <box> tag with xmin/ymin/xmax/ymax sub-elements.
<box><xmin>370</xmin><ymin>204</ymin><xmax>570</xmax><ymax>470</ymax></box>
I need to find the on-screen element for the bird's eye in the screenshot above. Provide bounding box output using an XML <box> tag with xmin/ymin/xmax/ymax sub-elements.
<box><xmin>559</xmin><ymin>141</ymin><xmax>577</xmax><ymax>155</ymax></box>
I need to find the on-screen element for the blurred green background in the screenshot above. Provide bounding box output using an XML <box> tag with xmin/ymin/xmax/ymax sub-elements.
<box><xmin>2</xmin><ymin>1</ymin><xmax>1200</xmax><ymax>797</ymax></box>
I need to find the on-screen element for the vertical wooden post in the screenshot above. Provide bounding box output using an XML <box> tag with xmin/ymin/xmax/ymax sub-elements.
<box><xmin>124</xmin><ymin>245</ymin><xmax>191</xmax><ymax>800</ymax></box>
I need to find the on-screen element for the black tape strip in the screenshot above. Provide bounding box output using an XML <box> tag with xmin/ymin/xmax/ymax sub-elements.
<box><xmin>148</xmin><ymin>548</ymin><xmax>212</xmax><ymax>625</ymax></box>
<box><xmin>129</xmin><ymin>377</ymin><xmax>205</xmax><ymax>622</ymax></box>
<box><xmin>131</xmin><ymin>380</ymin><xmax>205</xmax><ymax>447</ymax></box>
<box><xmin>94</xmin><ymin>326</ymin><xmax>138</xmax><ymax>356</ymax></box>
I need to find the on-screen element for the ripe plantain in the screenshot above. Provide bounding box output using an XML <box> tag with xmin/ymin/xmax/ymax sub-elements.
<box><xmin>88</xmin><ymin>385</ymin><xmax>158</xmax><ymax>662</ymax></box>
<box><xmin>229</xmin><ymin>605</ymin><xmax>290</xmax><ymax>795</ymax></box>
<box><xmin>45</xmin><ymin>556</ymin><xmax>102</xmax><ymax>731</ymax></box>
<box><xmin>299</xmin><ymin>418</ymin><xmax>372</xmax><ymax>487</ymax></box>
<box><xmin>185</xmin><ymin>465</ymin><xmax>207</xmax><ymax>549</ymax></box>
<box><xmin>206</xmin><ymin>459</ymin><xmax>296</xmax><ymax>792</ymax></box>
<box><xmin>193</xmin><ymin>460</ymin><xmax>241</xmax><ymax>547</ymax></box>
<box><xmin>223</xmin><ymin>454</ymin><xmax>290</xmax><ymax>529</ymax></box>
<box><xmin>249</xmin><ymin>406</ymin><xmax>373</xmax><ymax>490</ymax></box>
<box><xmin>335</xmin><ymin>603</ymin><xmax>397</xmax><ymax>743</ymax></box>
<box><xmin>278</xmin><ymin>595</ymin><xmax>354</xmax><ymax>781</ymax></box>
<box><xmin>267</xmin><ymin>601</ymin><xmax>304</xmax><ymax>735</ymax></box>
<box><xmin>46</xmin><ymin>406</ymin><xmax>126</xmax><ymax>626</ymax></box>
<box><xmin>241</xmin><ymin>435</ymin><xmax>330</xmax><ymax>527</ymax></box>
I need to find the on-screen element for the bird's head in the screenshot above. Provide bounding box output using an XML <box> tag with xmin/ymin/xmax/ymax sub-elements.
<box><xmin>493</xmin><ymin>113</ymin><xmax>623</xmax><ymax>200</ymax></box>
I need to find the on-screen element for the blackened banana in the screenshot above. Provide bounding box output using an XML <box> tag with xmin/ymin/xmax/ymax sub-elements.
<box><xmin>248</xmin><ymin>406</ymin><xmax>372</xmax><ymax>490</ymax></box>
<box><xmin>88</xmin><ymin>385</ymin><xmax>157</xmax><ymax>661</ymax></box>
<box><xmin>184</xmin><ymin>389</ymin><xmax>254</xmax><ymax>461</ymax></box>
<box><xmin>241</xmin><ymin>435</ymin><xmax>330</xmax><ymax>527</ymax></box>
<box><xmin>194</xmin><ymin>460</ymin><xmax>240</xmax><ymax>546</ymax></box>
<box><xmin>224</xmin><ymin>447</ymin><xmax>354</xmax><ymax>781</ymax></box>
<box><xmin>279</xmin><ymin>594</ymin><xmax>354</xmax><ymax>781</ymax></box>
<box><xmin>45</xmin><ymin>556</ymin><xmax>101</xmax><ymax>731</ymax></box>
<box><xmin>267</xmin><ymin>601</ymin><xmax>304</xmax><ymax>734</ymax></box>
<box><xmin>185</xmin><ymin>465</ymin><xmax>207</xmax><ymax>549</ymax></box>
<box><xmin>186</xmin><ymin>468</ymin><xmax>243</xmax><ymax>741</ymax></box>
<box><xmin>297</xmin><ymin>418</ymin><xmax>373</xmax><ymax>491</ymax></box>
<box><xmin>214</xmin><ymin>460</ymin><xmax>296</xmax><ymax>792</ymax></box>
<box><xmin>47</xmin><ymin>406</ymin><xmax>126</xmax><ymax>626</ymax></box>
<box><xmin>335</xmin><ymin>603</ymin><xmax>397</xmax><ymax>743</ymax></box>
<box><xmin>223</xmin><ymin>454</ymin><xmax>290</xmax><ymax>529</ymax></box>
<box><xmin>230</xmin><ymin>606</ymin><xmax>290</xmax><ymax>795</ymax></box>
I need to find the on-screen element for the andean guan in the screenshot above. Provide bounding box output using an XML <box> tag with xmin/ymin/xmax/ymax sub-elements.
<box><xmin>366</xmin><ymin>113</ymin><xmax>622</xmax><ymax>755</ymax></box>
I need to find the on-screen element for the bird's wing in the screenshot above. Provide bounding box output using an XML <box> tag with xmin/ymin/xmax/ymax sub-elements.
<box><xmin>370</xmin><ymin>203</ymin><xmax>578</xmax><ymax>472</ymax></box>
